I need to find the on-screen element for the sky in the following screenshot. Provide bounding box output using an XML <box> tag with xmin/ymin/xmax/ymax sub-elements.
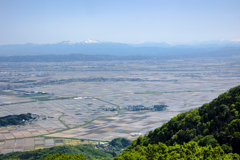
<box><xmin>0</xmin><ymin>0</ymin><xmax>240</xmax><ymax>45</ymax></box>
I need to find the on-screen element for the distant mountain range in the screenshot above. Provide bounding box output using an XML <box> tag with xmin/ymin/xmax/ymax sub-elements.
<box><xmin>0</xmin><ymin>40</ymin><xmax>239</xmax><ymax>57</ymax></box>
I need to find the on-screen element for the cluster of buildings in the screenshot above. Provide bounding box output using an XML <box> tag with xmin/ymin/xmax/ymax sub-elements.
<box><xmin>122</xmin><ymin>105</ymin><xmax>168</xmax><ymax>111</ymax></box>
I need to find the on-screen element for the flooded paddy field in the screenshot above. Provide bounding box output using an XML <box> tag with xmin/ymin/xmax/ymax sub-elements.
<box><xmin>0</xmin><ymin>98</ymin><xmax>116</xmax><ymax>140</ymax></box>
<box><xmin>0</xmin><ymin>57</ymin><xmax>240</xmax><ymax>153</ymax></box>
<box><xmin>0</xmin><ymin>137</ymin><xmax>97</xmax><ymax>154</ymax></box>
<box><xmin>46</xmin><ymin>111</ymin><xmax>180</xmax><ymax>141</ymax></box>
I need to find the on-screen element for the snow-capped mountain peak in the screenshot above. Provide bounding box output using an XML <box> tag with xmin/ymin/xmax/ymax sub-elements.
<box><xmin>83</xmin><ymin>39</ymin><xmax>100</xmax><ymax>44</ymax></box>
<box><xmin>59</xmin><ymin>39</ymin><xmax>100</xmax><ymax>45</ymax></box>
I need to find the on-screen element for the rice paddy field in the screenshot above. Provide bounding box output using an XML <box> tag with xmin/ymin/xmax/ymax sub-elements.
<box><xmin>0</xmin><ymin>137</ymin><xmax>97</xmax><ymax>154</ymax></box>
<box><xmin>0</xmin><ymin>57</ymin><xmax>240</xmax><ymax>153</ymax></box>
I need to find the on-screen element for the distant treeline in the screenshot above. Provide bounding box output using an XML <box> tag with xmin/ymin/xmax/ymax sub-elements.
<box><xmin>123</xmin><ymin>105</ymin><xmax>168</xmax><ymax>111</ymax></box>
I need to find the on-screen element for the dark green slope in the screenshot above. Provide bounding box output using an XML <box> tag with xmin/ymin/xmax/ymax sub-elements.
<box><xmin>0</xmin><ymin>145</ymin><xmax>114</xmax><ymax>160</ymax></box>
<box><xmin>126</xmin><ymin>85</ymin><xmax>240</xmax><ymax>154</ymax></box>
<box><xmin>0</xmin><ymin>113</ymin><xmax>32</xmax><ymax>127</ymax></box>
<box><xmin>109</xmin><ymin>138</ymin><xmax>132</xmax><ymax>150</ymax></box>
<box><xmin>114</xmin><ymin>141</ymin><xmax>239</xmax><ymax>160</ymax></box>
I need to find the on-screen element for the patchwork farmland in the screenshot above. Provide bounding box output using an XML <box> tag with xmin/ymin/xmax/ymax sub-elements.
<box><xmin>0</xmin><ymin>57</ymin><xmax>240</xmax><ymax>153</ymax></box>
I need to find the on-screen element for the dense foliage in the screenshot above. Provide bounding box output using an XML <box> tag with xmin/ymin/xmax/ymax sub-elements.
<box><xmin>126</xmin><ymin>85</ymin><xmax>240</xmax><ymax>155</ymax></box>
<box><xmin>6</xmin><ymin>142</ymin><xmax>239</xmax><ymax>160</ymax></box>
<box><xmin>44</xmin><ymin>153</ymin><xmax>87</xmax><ymax>160</ymax></box>
<box><xmin>4</xmin><ymin>153</ymin><xmax>87</xmax><ymax>160</ymax></box>
<box><xmin>114</xmin><ymin>141</ymin><xmax>239</xmax><ymax>160</ymax></box>
<box><xmin>0</xmin><ymin>145</ymin><xmax>114</xmax><ymax>160</ymax></box>
<box><xmin>109</xmin><ymin>138</ymin><xmax>132</xmax><ymax>150</ymax></box>
<box><xmin>0</xmin><ymin>113</ymin><xmax>32</xmax><ymax>127</ymax></box>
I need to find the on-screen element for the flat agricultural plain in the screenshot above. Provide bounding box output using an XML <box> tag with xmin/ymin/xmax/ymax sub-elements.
<box><xmin>0</xmin><ymin>56</ymin><xmax>240</xmax><ymax>153</ymax></box>
<box><xmin>0</xmin><ymin>137</ymin><xmax>97</xmax><ymax>154</ymax></box>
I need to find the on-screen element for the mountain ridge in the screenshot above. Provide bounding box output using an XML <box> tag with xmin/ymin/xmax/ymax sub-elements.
<box><xmin>1</xmin><ymin>40</ymin><xmax>240</xmax><ymax>57</ymax></box>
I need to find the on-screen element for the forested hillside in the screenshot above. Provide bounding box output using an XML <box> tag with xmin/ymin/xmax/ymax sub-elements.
<box><xmin>0</xmin><ymin>145</ymin><xmax>114</xmax><ymax>160</ymax></box>
<box><xmin>114</xmin><ymin>141</ymin><xmax>239</xmax><ymax>160</ymax></box>
<box><xmin>124</xmin><ymin>85</ymin><xmax>240</xmax><ymax>156</ymax></box>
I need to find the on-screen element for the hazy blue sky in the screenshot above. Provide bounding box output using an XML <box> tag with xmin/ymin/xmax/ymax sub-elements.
<box><xmin>0</xmin><ymin>0</ymin><xmax>240</xmax><ymax>45</ymax></box>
